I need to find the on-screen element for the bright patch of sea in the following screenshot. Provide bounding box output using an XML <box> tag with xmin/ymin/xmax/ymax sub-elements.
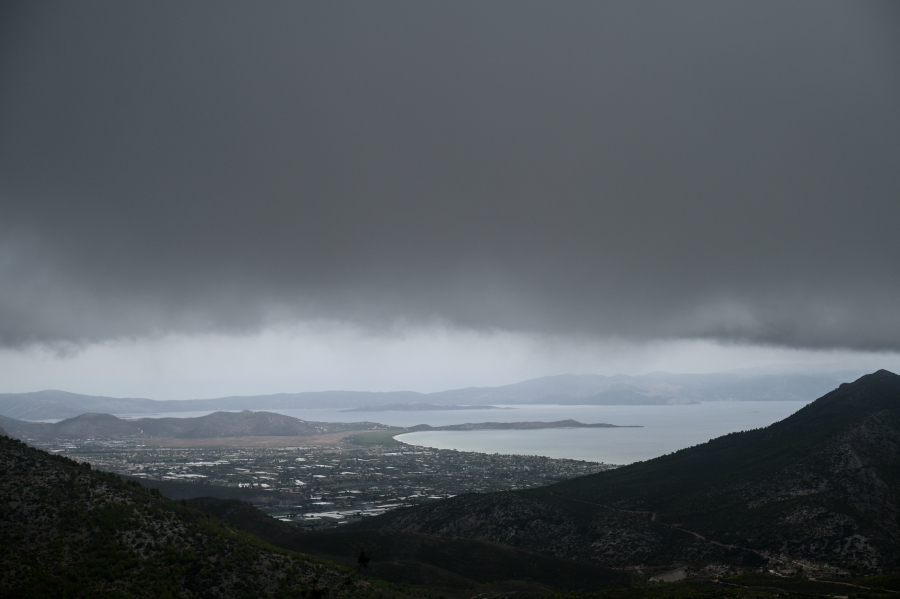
<box><xmin>115</xmin><ymin>401</ymin><xmax>810</xmax><ymax>465</ymax></box>
<box><xmin>394</xmin><ymin>402</ymin><xmax>810</xmax><ymax>464</ymax></box>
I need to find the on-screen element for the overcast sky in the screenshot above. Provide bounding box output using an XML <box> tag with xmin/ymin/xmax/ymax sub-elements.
<box><xmin>1</xmin><ymin>1</ymin><xmax>898</xmax><ymax>398</ymax></box>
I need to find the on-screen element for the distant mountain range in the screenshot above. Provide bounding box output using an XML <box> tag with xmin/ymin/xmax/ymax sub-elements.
<box><xmin>0</xmin><ymin>410</ymin><xmax>391</xmax><ymax>440</ymax></box>
<box><xmin>350</xmin><ymin>370</ymin><xmax>900</xmax><ymax>574</ymax></box>
<box><xmin>0</xmin><ymin>410</ymin><xmax>635</xmax><ymax>441</ymax></box>
<box><xmin>339</xmin><ymin>403</ymin><xmax>509</xmax><ymax>412</ymax></box>
<box><xmin>537</xmin><ymin>386</ymin><xmax>699</xmax><ymax>405</ymax></box>
<box><xmin>0</xmin><ymin>371</ymin><xmax>857</xmax><ymax>420</ymax></box>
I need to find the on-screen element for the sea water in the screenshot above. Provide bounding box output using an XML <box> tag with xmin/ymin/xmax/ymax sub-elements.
<box><xmin>395</xmin><ymin>402</ymin><xmax>810</xmax><ymax>464</ymax></box>
<box><xmin>115</xmin><ymin>401</ymin><xmax>810</xmax><ymax>465</ymax></box>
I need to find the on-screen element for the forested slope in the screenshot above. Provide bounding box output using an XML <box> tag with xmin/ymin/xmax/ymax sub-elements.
<box><xmin>0</xmin><ymin>433</ymin><xmax>417</xmax><ymax>598</ymax></box>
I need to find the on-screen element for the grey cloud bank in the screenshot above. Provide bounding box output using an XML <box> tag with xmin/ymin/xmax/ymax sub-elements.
<box><xmin>1</xmin><ymin>1</ymin><xmax>898</xmax><ymax>350</ymax></box>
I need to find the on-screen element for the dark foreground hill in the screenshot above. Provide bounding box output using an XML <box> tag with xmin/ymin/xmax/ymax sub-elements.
<box><xmin>0</xmin><ymin>433</ymin><xmax>420</xmax><ymax>598</ymax></box>
<box><xmin>187</xmin><ymin>496</ymin><xmax>632</xmax><ymax>596</ymax></box>
<box><xmin>351</xmin><ymin>370</ymin><xmax>900</xmax><ymax>574</ymax></box>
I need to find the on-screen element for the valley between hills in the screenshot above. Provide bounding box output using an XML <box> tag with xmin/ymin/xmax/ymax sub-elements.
<box><xmin>1</xmin><ymin>370</ymin><xmax>899</xmax><ymax>598</ymax></box>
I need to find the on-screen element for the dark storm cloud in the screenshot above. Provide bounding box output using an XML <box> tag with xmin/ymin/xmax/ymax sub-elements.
<box><xmin>1</xmin><ymin>1</ymin><xmax>899</xmax><ymax>349</ymax></box>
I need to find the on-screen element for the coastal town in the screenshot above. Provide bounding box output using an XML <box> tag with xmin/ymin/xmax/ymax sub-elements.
<box><xmin>25</xmin><ymin>434</ymin><xmax>616</xmax><ymax>528</ymax></box>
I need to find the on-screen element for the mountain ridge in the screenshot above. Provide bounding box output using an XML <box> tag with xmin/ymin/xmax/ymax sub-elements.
<box><xmin>350</xmin><ymin>370</ymin><xmax>900</xmax><ymax>574</ymax></box>
<box><xmin>0</xmin><ymin>432</ymin><xmax>413</xmax><ymax>598</ymax></box>
<box><xmin>0</xmin><ymin>410</ymin><xmax>392</xmax><ymax>440</ymax></box>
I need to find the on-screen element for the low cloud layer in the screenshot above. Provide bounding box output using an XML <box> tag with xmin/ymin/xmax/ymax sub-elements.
<box><xmin>1</xmin><ymin>325</ymin><xmax>895</xmax><ymax>399</ymax></box>
<box><xmin>1</xmin><ymin>1</ymin><xmax>899</xmax><ymax>351</ymax></box>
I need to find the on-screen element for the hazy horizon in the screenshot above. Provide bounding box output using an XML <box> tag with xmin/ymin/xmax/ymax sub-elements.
<box><xmin>0</xmin><ymin>358</ymin><xmax>887</xmax><ymax>402</ymax></box>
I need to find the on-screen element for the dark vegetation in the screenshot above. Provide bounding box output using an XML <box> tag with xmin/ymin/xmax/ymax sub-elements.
<box><xmin>544</xmin><ymin>576</ymin><xmax>897</xmax><ymax>599</ymax></box>
<box><xmin>716</xmin><ymin>571</ymin><xmax>897</xmax><ymax>597</ymax></box>
<box><xmin>186</xmin><ymin>496</ymin><xmax>632</xmax><ymax>596</ymax></box>
<box><xmin>0</xmin><ymin>433</ymin><xmax>423</xmax><ymax>598</ymax></box>
<box><xmin>122</xmin><ymin>475</ymin><xmax>307</xmax><ymax>504</ymax></box>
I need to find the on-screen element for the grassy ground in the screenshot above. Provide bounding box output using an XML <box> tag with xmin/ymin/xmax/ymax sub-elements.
<box><xmin>857</xmin><ymin>572</ymin><xmax>900</xmax><ymax>593</ymax></box>
<box><xmin>545</xmin><ymin>583</ymin><xmax>804</xmax><ymax>599</ymax></box>
<box><xmin>546</xmin><ymin>574</ymin><xmax>899</xmax><ymax>599</ymax></box>
<box><xmin>718</xmin><ymin>572</ymin><xmax>898</xmax><ymax>597</ymax></box>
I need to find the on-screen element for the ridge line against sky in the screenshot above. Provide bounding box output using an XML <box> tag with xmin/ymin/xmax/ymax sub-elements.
<box><xmin>1</xmin><ymin>1</ymin><xmax>898</xmax><ymax>398</ymax></box>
